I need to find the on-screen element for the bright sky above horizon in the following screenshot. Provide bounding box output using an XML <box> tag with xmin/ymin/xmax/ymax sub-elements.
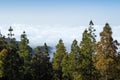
<box><xmin>0</xmin><ymin>0</ymin><xmax>120</xmax><ymax>26</ymax></box>
<box><xmin>0</xmin><ymin>0</ymin><xmax>120</xmax><ymax>50</ymax></box>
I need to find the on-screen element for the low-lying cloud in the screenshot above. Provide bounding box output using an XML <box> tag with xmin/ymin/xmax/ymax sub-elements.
<box><xmin>0</xmin><ymin>24</ymin><xmax>120</xmax><ymax>51</ymax></box>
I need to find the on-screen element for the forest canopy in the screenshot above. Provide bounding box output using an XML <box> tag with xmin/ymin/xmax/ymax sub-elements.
<box><xmin>0</xmin><ymin>21</ymin><xmax>120</xmax><ymax>80</ymax></box>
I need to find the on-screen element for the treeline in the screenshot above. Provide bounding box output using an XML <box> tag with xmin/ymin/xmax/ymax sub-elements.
<box><xmin>0</xmin><ymin>21</ymin><xmax>120</xmax><ymax>80</ymax></box>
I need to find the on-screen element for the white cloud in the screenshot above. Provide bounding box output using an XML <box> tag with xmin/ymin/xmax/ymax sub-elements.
<box><xmin>0</xmin><ymin>24</ymin><xmax>120</xmax><ymax>51</ymax></box>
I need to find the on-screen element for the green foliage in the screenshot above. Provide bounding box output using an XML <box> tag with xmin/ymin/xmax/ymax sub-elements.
<box><xmin>68</xmin><ymin>39</ymin><xmax>81</xmax><ymax>80</ymax></box>
<box><xmin>32</xmin><ymin>43</ymin><xmax>52</xmax><ymax>80</ymax></box>
<box><xmin>52</xmin><ymin>39</ymin><xmax>67</xmax><ymax>80</ymax></box>
<box><xmin>18</xmin><ymin>31</ymin><xmax>33</xmax><ymax>80</ymax></box>
<box><xmin>0</xmin><ymin>32</ymin><xmax>7</xmax><ymax>78</ymax></box>
<box><xmin>0</xmin><ymin>49</ymin><xmax>7</xmax><ymax>78</ymax></box>
<box><xmin>18</xmin><ymin>31</ymin><xmax>29</xmax><ymax>58</ymax></box>
<box><xmin>32</xmin><ymin>46</ymin><xmax>43</xmax><ymax>80</ymax></box>
<box><xmin>80</xmin><ymin>21</ymin><xmax>98</xmax><ymax>80</ymax></box>
<box><xmin>3</xmin><ymin>48</ymin><xmax>22</xmax><ymax>80</ymax></box>
<box><xmin>0</xmin><ymin>36</ymin><xmax>7</xmax><ymax>51</ymax></box>
<box><xmin>61</xmin><ymin>53</ymin><xmax>70</xmax><ymax>80</ymax></box>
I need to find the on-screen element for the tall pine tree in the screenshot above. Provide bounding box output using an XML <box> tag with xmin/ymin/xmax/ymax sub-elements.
<box><xmin>69</xmin><ymin>39</ymin><xmax>81</xmax><ymax>80</ymax></box>
<box><xmin>3</xmin><ymin>27</ymin><xmax>22</xmax><ymax>80</ymax></box>
<box><xmin>94</xmin><ymin>23</ymin><xmax>118</xmax><ymax>80</ymax></box>
<box><xmin>32</xmin><ymin>46</ymin><xmax>43</xmax><ymax>80</ymax></box>
<box><xmin>80</xmin><ymin>20</ymin><xmax>97</xmax><ymax>80</ymax></box>
<box><xmin>42</xmin><ymin>43</ymin><xmax>52</xmax><ymax>79</ymax></box>
<box><xmin>18</xmin><ymin>31</ymin><xmax>29</xmax><ymax>58</ymax></box>
<box><xmin>52</xmin><ymin>39</ymin><xmax>67</xmax><ymax>80</ymax></box>
<box><xmin>32</xmin><ymin>43</ymin><xmax>52</xmax><ymax>80</ymax></box>
<box><xmin>18</xmin><ymin>31</ymin><xmax>32</xmax><ymax>80</ymax></box>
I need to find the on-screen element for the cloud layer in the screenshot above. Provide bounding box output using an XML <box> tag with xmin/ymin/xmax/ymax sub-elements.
<box><xmin>0</xmin><ymin>24</ymin><xmax>120</xmax><ymax>51</ymax></box>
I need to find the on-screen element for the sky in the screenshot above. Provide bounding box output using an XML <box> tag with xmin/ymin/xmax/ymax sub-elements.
<box><xmin>0</xmin><ymin>0</ymin><xmax>120</xmax><ymax>51</ymax></box>
<box><xmin>0</xmin><ymin>0</ymin><xmax>120</xmax><ymax>26</ymax></box>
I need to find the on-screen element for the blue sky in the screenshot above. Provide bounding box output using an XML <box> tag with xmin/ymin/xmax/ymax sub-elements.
<box><xmin>0</xmin><ymin>0</ymin><xmax>120</xmax><ymax>50</ymax></box>
<box><xmin>0</xmin><ymin>0</ymin><xmax>120</xmax><ymax>25</ymax></box>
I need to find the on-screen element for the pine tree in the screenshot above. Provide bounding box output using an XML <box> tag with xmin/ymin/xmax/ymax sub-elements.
<box><xmin>3</xmin><ymin>27</ymin><xmax>22</xmax><ymax>80</ymax></box>
<box><xmin>32</xmin><ymin>44</ymin><xmax>52</xmax><ymax>80</ymax></box>
<box><xmin>18</xmin><ymin>31</ymin><xmax>32</xmax><ymax>80</ymax></box>
<box><xmin>68</xmin><ymin>39</ymin><xmax>81</xmax><ymax>80</ymax></box>
<box><xmin>32</xmin><ymin>46</ymin><xmax>43</xmax><ymax>80</ymax></box>
<box><xmin>80</xmin><ymin>20</ymin><xmax>97</xmax><ymax>80</ymax></box>
<box><xmin>94</xmin><ymin>23</ymin><xmax>118</xmax><ymax>80</ymax></box>
<box><xmin>52</xmin><ymin>39</ymin><xmax>67</xmax><ymax>80</ymax></box>
<box><xmin>8</xmin><ymin>26</ymin><xmax>14</xmax><ymax>39</ymax></box>
<box><xmin>43</xmin><ymin>43</ymin><xmax>50</xmax><ymax>64</ymax></box>
<box><xmin>3</xmin><ymin>48</ymin><xmax>22</xmax><ymax>80</ymax></box>
<box><xmin>18</xmin><ymin>31</ymin><xmax>29</xmax><ymax>58</ymax></box>
<box><xmin>42</xmin><ymin>43</ymin><xmax>52</xmax><ymax>79</ymax></box>
<box><xmin>7</xmin><ymin>26</ymin><xmax>17</xmax><ymax>50</ymax></box>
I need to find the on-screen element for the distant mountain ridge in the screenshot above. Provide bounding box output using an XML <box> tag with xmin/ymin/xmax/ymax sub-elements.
<box><xmin>5</xmin><ymin>38</ymin><xmax>54</xmax><ymax>58</ymax></box>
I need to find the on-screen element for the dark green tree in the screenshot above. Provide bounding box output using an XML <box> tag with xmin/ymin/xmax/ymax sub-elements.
<box><xmin>32</xmin><ymin>43</ymin><xmax>52</xmax><ymax>80</ymax></box>
<box><xmin>3</xmin><ymin>48</ymin><xmax>22</xmax><ymax>80</ymax></box>
<box><xmin>52</xmin><ymin>39</ymin><xmax>67</xmax><ymax>80</ymax></box>
<box><xmin>3</xmin><ymin>27</ymin><xmax>22</xmax><ymax>80</ymax></box>
<box><xmin>42</xmin><ymin>43</ymin><xmax>52</xmax><ymax>79</ymax></box>
<box><xmin>80</xmin><ymin>21</ymin><xmax>97</xmax><ymax>80</ymax></box>
<box><xmin>32</xmin><ymin>46</ymin><xmax>43</xmax><ymax>80</ymax></box>
<box><xmin>7</xmin><ymin>26</ymin><xmax>17</xmax><ymax>50</ymax></box>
